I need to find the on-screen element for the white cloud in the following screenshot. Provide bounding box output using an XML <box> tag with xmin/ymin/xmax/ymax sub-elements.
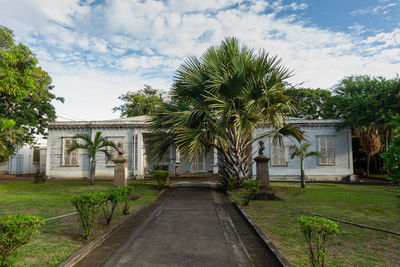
<box><xmin>351</xmin><ymin>2</ymin><xmax>397</xmax><ymax>16</ymax></box>
<box><xmin>0</xmin><ymin>0</ymin><xmax>399</xmax><ymax>120</ymax></box>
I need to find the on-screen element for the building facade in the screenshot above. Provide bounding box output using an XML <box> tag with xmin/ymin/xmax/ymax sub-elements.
<box><xmin>46</xmin><ymin>116</ymin><xmax>353</xmax><ymax>181</ymax></box>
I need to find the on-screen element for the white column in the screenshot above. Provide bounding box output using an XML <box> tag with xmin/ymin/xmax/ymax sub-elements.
<box><xmin>133</xmin><ymin>129</ymin><xmax>136</xmax><ymax>177</ymax></box>
<box><xmin>213</xmin><ymin>147</ymin><xmax>218</xmax><ymax>174</ymax></box>
<box><xmin>175</xmin><ymin>146</ymin><xmax>181</xmax><ymax>176</ymax></box>
<box><xmin>252</xmin><ymin>132</ymin><xmax>257</xmax><ymax>179</ymax></box>
<box><xmin>137</xmin><ymin>130</ymin><xmax>145</xmax><ymax>179</ymax></box>
<box><xmin>176</xmin><ymin>148</ymin><xmax>181</xmax><ymax>164</ymax></box>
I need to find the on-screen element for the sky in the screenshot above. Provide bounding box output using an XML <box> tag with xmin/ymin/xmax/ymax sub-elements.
<box><xmin>1</xmin><ymin>0</ymin><xmax>399</xmax><ymax>121</ymax></box>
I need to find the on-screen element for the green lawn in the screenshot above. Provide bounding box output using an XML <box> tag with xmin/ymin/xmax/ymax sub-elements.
<box><xmin>229</xmin><ymin>183</ymin><xmax>400</xmax><ymax>267</ymax></box>
<box><xmin>0</xmin><ymin>180</ymin><xmax>160</xmax><ymax>267</ymax></box>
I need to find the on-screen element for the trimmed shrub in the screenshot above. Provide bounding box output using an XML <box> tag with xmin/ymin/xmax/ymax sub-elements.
<box><xmin>242</xmin><ymin>180</ymin><xmax>260</xmax><ymax>205</ymax></box>
<box><xmin>0</xmin><ymin>214</ymin><xmax>44</xmax><ymax>266</ymax></box>
<box><xmin>226</xmin><ymin>176</ymin><xmax>236</xmax><ymax>191</ymax></box>
<box><xmin>71</xmin><ymin>192</ymin><xmax>107</xmax><ymax>240</ymax></box>
<box><xmin>119</xmin><ymin>186</ymin><xmax>134</xmax><ymax>215</ymax></box>
<box><xmin>101</xmin><ymin>189</ymin><xmax>125</xmax><ymax>225</ymax></box>
<box><xmin>299</xmin><ymin>216</ymin><xmax>339</xmax><ymax>267</ymax></box>
<box><xmin>151</xmin><ymin>170</ymin><xmax>170</xmax><ymax>190</ymax></box>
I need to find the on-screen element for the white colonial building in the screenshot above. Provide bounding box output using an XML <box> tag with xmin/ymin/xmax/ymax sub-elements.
<box><xmin>45</xmin><ymin>116</ymin><xmax>354</xmax><ymax>181</ymax></box>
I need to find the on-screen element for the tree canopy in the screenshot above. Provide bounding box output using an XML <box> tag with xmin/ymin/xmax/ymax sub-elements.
<box><xmin>149</xmin><ymin>37</ymin><xmax>303</xmax><ymax>188</ymax></box>
<box><xmin>0</xmin><ymin>26</ymin><xmax>63</xmax><ymax>153</ymax></box>
<box><xmin>113</xmin><ymin>85</ymin><xmax>164</xmax><ymax>117</ymax></box>
<box><xmin>0</xmin><ymin>119</ymin><xmax>24</xmax><ymax>163</ymax></box>
<box><xmin>330</xmin><ymin>75</ymin><xmax>400</xmax><ymax>175</ymax></box>
<box><xmin>284</xmin><ymin>88</ymin><xmax>335</xmax><ymax>119</ymax></box>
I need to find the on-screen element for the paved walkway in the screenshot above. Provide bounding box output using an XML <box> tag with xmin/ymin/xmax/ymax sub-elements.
<box><xmin>103</xmin><ymin>186</ymin><xmax>253</xmax><ymax>267</ymax></box>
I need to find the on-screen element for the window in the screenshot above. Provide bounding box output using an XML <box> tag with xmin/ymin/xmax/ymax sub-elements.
<box><xmin>106</xmin><ymin>137</ymin><xmax>125</xmax><ymax>166</ymax></box>
<box><xmin>62</xmin><ymin>138</ymin><xmax>79</xmax><ymax>167</ymax></box>
<box><xmin>270</xmin><ymin>141</ymin><xmax>286</xmax><ymax>166</ymax></box>
<box><xmin>32</xmin><ymin>147</ymin><xmax>40</xmax><ymax>164</ymax></box>
<box><xmin>318</xmin><ymin>136</ymin><xmax>335</xmax><ymax>165</ymax></box>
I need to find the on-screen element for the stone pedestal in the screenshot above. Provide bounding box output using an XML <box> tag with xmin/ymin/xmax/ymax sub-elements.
<box><xmin>112</xmin><ymin>156</ymin><xmax>128</xmax><ymax>187</ymax></box>
<box><xmin>254</xmin><ymin>154</ymin><xmax>279</xmax><ymax>200</ymax></box>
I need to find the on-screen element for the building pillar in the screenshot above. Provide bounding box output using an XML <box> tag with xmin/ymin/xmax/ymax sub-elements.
<box><xmin>251</xmin><ymin>133</ymin><xmax>257</xmax><ymax>178</ymax></box>
<box><xmin>133</xmin><ymin>130</ymin><xmax>136</xmax><ymax>177</ymax></box>
<box><xmin>175</xmin><ymin>147</ymin><xmax>181</xmax><ymax>176</ymax></box>
<box><xmin>137</xmin><ymin>130</ymin><xmax>145</xmax><ymax>179</ymax></box>
<box><xmin>213</xmin><ymin>147</ymin><xmax>218</xmax><ymax>175</ymax></box>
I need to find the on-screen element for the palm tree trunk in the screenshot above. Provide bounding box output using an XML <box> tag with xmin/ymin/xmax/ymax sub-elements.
<box><xmin>300</xmin><ymin>159</ymin><xmax>305</xmax><ymax>188</ymax></box>
<box><xmin>366</xmin><ymin>154</ymin><xmax>370</xmax><ymax>177</ymax></box>
<box><xmin>90</xmin><ymin>162</ymin><xmax>96</xmax><ymax>185</ymax></box>
<box><xmin>218</xmin><ymin>128</ymin><xmax>252</xmax><ymax>188</ymax></box>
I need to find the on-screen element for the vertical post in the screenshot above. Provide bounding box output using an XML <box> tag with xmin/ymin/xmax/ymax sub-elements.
<box><xmin>175</xmin><ymin>147</ymin><xmax>181</xmax><ymax>176</ymax></box>
<box><xmin>133</xmin><ymin>129</ymin><xmax>136</xmax><ymax>178</ymax></box>
<box><xmin>113</xmin><ymin>155</ymin><xmax>128</xmax><ymax>187</ymax></box>
<box><xmin>137</xmin><ymin>130</ymin><xmax>144</xmax><ymax>179</ymax></box>
<box><xmin>213</xmin><ymin>147</ymin><xmax>218</xmax><ymax>175</ymax></box>
<box><xmin>251</xmin><ymin>132</ymin><xmax>257</xmax><ymax>179</ymax></box>
<box><xmin>254</xmin><ymin>140</ymin><xmax>277</xmax><ymax>200</ymax></box>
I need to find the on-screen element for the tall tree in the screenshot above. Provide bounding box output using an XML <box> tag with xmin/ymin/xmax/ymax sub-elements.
<box><xmin>382</xmin><ymin>115</ymin><xmax>400</xmax><ymax>185</ymax></box>
<box><xmin>0</xmin><ymin>26</ymin><xmax>63</xmax><ymax>148</ymax></box>
<box><xmin>289</xmin><ymin>142</ymin><xmax>321</xmax><ymax>188</ymax></box>
<box><xmin>330</xmin><ymin>75</ymin><xmax>400</xmax><ymax>176</ymax></box>
<box><xmin>149</xmin><ymin>37</ymin><xmax>303</xmax><ymax>188</ymax></box>
<box><xmin>67</xmin><ymin>132</ymin><xmax>117</xmax><ymax>185</ymax></box>
<box><xmin>284</xmin><ymin>88</ymin><xmax>335</xmax><ymax>119</ymax></box>
<box><xmin>113</xmin><ymin>85</ymin><xmax>164</xmax><ymax>117</ymax></box>
<box><xmin>0</xmin><ymin>119</ymin><xmax>24</xmax><ymax>163</ymax></box>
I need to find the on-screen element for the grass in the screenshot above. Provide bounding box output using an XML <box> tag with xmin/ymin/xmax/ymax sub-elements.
<box><xmin>230</xmin><ymin>182</ymin><xmax>400</xmax><ymax>267</ymax></box>
<box><xmin>0</xmin><ymin>179</ymin><xmax>160</xmax><ymax>267</ymax></box>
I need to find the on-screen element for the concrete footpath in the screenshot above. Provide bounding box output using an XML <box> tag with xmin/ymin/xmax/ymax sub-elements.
<box><xmin>76</xmin><ymin>183</ymin><xmax>282</xmax><ymax>267</ymax></box>
<box><xmin>103</xmin><ymin>185</ymin><xmax>253</xmax><ymax>266</ymax></box>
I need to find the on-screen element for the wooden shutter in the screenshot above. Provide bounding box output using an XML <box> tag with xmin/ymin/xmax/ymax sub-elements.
<box><xmin>271</xmin><ymin>142</ymin><xmax>286</xmax><ymax>166</ymax></box>
<box><xmin>62</xmin><ymin>138</ymin><xmax>79</xmax><ymax>166</ymax></box>
<box><xmin>63</xmin><ymin>138</ymin><xmax>70</xmax><ymax>166</ymax></box>
<box><xmin>318</xmin><ymin>136</ymin><xmax>334</xmax><ymax>165</ymax></box>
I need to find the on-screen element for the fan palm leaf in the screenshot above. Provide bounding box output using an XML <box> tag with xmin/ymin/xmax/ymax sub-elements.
<box><xmin>67</xmin><ymin>131</ymin><xmax>118</xmax><ymax>185</ymax></box>
<box><xmin>149</xmin><ymin>37</ymin><xmax>304</xmax><ymax>188</ymax></box>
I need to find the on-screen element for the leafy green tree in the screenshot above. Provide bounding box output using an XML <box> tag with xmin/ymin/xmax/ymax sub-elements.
<box><xmin>67</xmin><ymin>132</ymin><xmax>117</xmax><ymax>185</ymax></box>
<box><xmin>149</xmin><ymin>37</ymin><xmax>303</xmax><ymax>188</ymax></box>
<box><xmin>289</xmin><ymin>142</ymin><xmax>322</xmax><ymax>188</ymax></box>
<box><xmin>113</xmin><ymin>85</ymin><xmax>164</xmax><ymax>117</ymax></box>
<box><xmin>0</xmin><ymin>118</ymin><xmax>24</xmax><ymax>163</ymax></box>
<box><xmin>0</xmin><ymin>26</ymin><xmax>63</xmax><ymax>148</ymax></box>
<box><xmin>331</xmin><ymin>75</ymin><xmax>400</xmax><ymax>176</ymax></box>
<box><xmin>284</xmin><ymin>88</ymin><xmax>335</xmax><ymax>119</ymax></box>
<box><xmin>382</xmin><ymin>115</ymin><xmax>400</xmax><ymax>185</ymax></box>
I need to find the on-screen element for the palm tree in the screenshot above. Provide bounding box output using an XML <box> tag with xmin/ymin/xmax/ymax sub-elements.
<box><xmin>359</xmin><ymin>128</ymin><xmax>382</xmax><ymax>177</ymax></box>
<box><xmin>289</xmin><ymin>142</ymin><xmax>322</xmax><ymax>188</ymax></box>
<box><xmin>67</xmin><ymin>131</ymin><xmax>118</xmax><ymax>185</ymax></box>
<box><xmin>149</xmin><ymin>37</ymin><xmax>303</xmax><ymax>188</ymax></box>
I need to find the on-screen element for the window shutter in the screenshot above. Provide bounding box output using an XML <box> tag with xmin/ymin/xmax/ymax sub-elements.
<box><xmin>279</xmin><ymin>145</ymin><xmax>285</xmax><ymax>165</ymax></box>
<box><xmin>63</xmin><ymin>139</ymin><xmax>70</xmax><ymax>166</ymax></box>
<box><xmin>327</xmin><ymin>137</ymin><xmax>334</xmax><ymax>165</ymax></box>
<box><xmin>318</xmin><ymin>136</ymin><xmax>334</xmax><ymax>165</ymax></box>
<box><xmin>71</xmin><ymin>150</ymin><xmax>78</xmax><ymax>166</ymax></box>
<box><xmin>271</xmin><ymin>141</ymin><xmax>285</xmax><ymax>166</ymax></box>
